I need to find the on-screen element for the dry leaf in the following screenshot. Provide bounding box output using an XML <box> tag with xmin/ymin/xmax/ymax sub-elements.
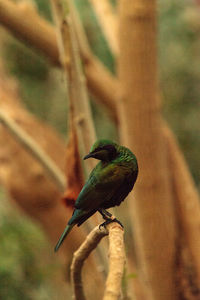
<box><xmin>62</xmin><ymin>123</ymin><xmax>84</xmax><ymax>208</ymax></box>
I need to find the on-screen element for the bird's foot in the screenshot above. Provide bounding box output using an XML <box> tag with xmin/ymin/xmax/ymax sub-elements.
<box><xmin>99</xmin><ymin>218</ymin><xmax>124</xmax><ymax>230</ymax></box>
<box><xmin>98</xmin><ymin>208</ymin><xmax>112</xmax><ymax>219</ymax></box>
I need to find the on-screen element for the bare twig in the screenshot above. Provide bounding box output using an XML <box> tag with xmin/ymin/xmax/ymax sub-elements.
<box><xmin>71</xmin><ymin>226</ymin><xmax>108</xmax><ymax>300</ymax></box>
<box><xmin>66</xmin><ymin>11</ymin><xmax>97</xmax><ymax>170</ymax></box>
<box><xmin>71</xmin><ymin>222</ymin><xmax>126</xmax><ymax>300</ymax></box>
<box><xmin>68</xmin><ymin>0</ymin><xmax>118</xmax><ymax>122</ymax></box>
<box><xmin>0</xmin><ymin>110</ymin><xmax>65</xmax><ymax>192</ymax></box>
<box><xmin>50</xmin><ymin>0</ymin><xmax>96</xmax><ymax>172</ymax></box>
<box><xmin>88</xmin><ymin>0</ymin><xmax>118</xmax><ymax>55</ymax></box>
<box><xmin>103</xmin><ymin>222</ymin><xmax>125</xmax><ymax>300</ymax></box>
<box><xmin>67</xmin><ymin>0</ymin><xmax>91</xmax><ymax>60</ymax></box>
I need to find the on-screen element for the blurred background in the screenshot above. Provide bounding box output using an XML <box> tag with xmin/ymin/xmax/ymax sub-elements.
<box><xmin>0</xmin><ymin>0</ymin><xmax>200</xmax><ymax>299</ymax></box>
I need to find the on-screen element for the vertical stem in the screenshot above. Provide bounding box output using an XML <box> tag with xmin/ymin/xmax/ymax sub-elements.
<box><xmin>50</xmin><ymin>0</ymin><xmax>96</xmax><ymax>172</ymax></box>
<box><xmin>66</xmin><ymin>12</ymin><xmax>97</xmax><ymax>170</ymax></box>
<box><xmin>50</xmin><ymin>0</ymin><xmax>108</xmax><ymax>280</ymax></box>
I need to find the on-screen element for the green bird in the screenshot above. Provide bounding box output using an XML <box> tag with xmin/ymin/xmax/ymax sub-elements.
<box><xmin>54</xmin><ymin>139</ymin><xmax>138</xmax><ymax>252</ymax></box>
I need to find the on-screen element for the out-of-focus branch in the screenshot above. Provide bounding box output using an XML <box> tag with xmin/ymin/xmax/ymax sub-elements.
<box><xmin>50</xmin><ymin>0</ymin><xmax>96</xmax><ymax>171</ymax></box>
<box><xmin>88</xmin><ymin>0</ymin><xmax>118</xmax><ymax>55</ymax></box>
<box><xmin>0</xmin><ymin>0</ymin><xmax>118</xmax><ymax>122</ymax></box>
<box><xmin>71</xmin><ymin>222</ymin><xmax>126</xmax><ymax>300</ymax></box>
<box><xmin>85</xmin><ymin>55</ymin><xmax>118</xmax><ymax>123</ymax></box>
<box><xmin>164</xmin><ymin>124</ymin><xmax>200</xmax><ymax>284</ymax></box>
<box><xmin>71</xmin><ymin>226</ymin><xmax>108</xmax><ymax>300</ymax></box>
<box><xmin>68</xmin><ymin>0</ymin><xmax>118</xmax><ymax>122</ymax></box>
<box><xmin>67</xmin><ymin>0</ymin><xmax>91</xmax><ymax>60</ymax></box>
<box><xmin>66</xmin><ymin>1</ymin><xmax>97</xmax><ymax>170</ymax></box>
<box><xmin>0</xmin><ymin>0</ymin><xmax>59</xmax><ymax>64</ymax></box>
<box><xmin>0</xmin><ymin>110</ymin><xmax>65</xmax><ymax>192</ymax></box>
<box><xmin>67</xmin><ymin>1</ymin><xmax>118</xmax><ymax>121</ymax></box>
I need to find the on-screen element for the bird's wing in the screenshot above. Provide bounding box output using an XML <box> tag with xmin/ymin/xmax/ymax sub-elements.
<box><xmin>105</xmin><ymin>172</ymin><xmax>135</xmax><ymax>208</ymax></box>
<box><xmin>75</xmin><ymin>163</ymin><xmax>130</xmax><ymax>211</ymax></box>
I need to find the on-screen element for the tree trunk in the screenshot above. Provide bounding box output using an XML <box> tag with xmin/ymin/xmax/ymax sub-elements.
<box><xmin>118</xmin><ymin>1</ymin><xmax>177</xmax><ymax>299</ymax></box>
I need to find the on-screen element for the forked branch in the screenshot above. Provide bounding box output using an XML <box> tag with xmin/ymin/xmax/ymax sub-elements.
<box><xmin>71</xmin><ymin>222</ymin><xmax>126</xmax><ymax>300</ymax></box>
<box><xmin>71</xmin><ymin>226</ymin><xmax>108</xmax><ymax>300</ymax></box>
<box><xmin>0</xmin><ymin>0</ymin><xmax>117</xmax><ymax>121</ymax></box>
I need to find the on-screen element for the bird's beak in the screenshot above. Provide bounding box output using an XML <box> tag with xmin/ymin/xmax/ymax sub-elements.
<box><xmin>84</xmin><ymin>149</ymin><xmax>105</xmax><ymax>160</ymax></box>
<box><xmin>83</xmin><ymin>152</ymin><xmax>94</xmax><ymax>160</ymax></box>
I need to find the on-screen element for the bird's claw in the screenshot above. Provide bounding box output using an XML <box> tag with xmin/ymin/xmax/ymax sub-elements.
<box><xmin>99</xmin><ymin>222</ymin><xmax>106</xmax><ymax>230</ymax></box>
<box><xmin>112</xmin><ymin>218</ymin><xmax>124</xmax><ymax>228</ymax></box>
<box><xmin>99</xmin><ymin>218</ymin><xmax>124</xmax><ymax>230</ymax></box>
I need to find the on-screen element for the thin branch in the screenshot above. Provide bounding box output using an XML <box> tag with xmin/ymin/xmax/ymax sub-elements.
<box><xmin>88</xmin><ymin>0</ymin><xmax>118</xmax><ymax>55</ymax></box>
<box><xmin>85</xmin><ymin>57</ymin><xmax>118</xmax><ymax>123</ymax></box>
<box><xmin>67</xmin><ymin>0</ymin><xmax>92</xmax><ymax>60</ymax></box>
<box><xmin>71</xmin><ymin>226</ymin><xmax>108</xmax><ymax>300</ymax></box>
<box><xmin>103</xmin><ymin>223</ymin><xmax>125</xmax><ymax>300</ymax></box>
<box><xmin>0</xmin><ymin>110</ymin><xmax>65</xmax><ymax>192</ymax></box>
<box><xmin>66</xmin><ymin>7</ymin><xmax>97</xmax><ymax>169</ymax></box>
<box><xmin>50</xmin><ymin>0</ymin><xmax>97</xmax><ymax>171</ymax></box>
<box><xmin>71</xmin><ymin>222</ymin><xmax>126</xmax><ymax>300</ymax></box>
<box><xmin>68</xmin><ymin>0</ymin><xmax>118</xmax><ymax>122</ymax></box>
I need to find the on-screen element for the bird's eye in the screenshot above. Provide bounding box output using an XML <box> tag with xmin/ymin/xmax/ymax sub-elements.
<box><xmin>94</xmin><ymin>146</ymin><xmax>103</xmax><ymax>152</ymax></box>
<box><xmin>103</xmin><ymin>145</ymin><xmax>115</xmax><ymax>152</ymax></box>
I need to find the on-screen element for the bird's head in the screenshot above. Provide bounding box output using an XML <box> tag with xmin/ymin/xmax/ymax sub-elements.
<box><xmin>83</xmin><ymin>139</ymin><xmax>118</xmax><ymax>162</ymax></box>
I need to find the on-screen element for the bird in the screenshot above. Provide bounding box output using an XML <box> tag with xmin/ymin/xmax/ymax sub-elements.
<box><xmin>54</xmin><ymin>139</ymin><xmax>138</xmax><ymax>252</ymax></box>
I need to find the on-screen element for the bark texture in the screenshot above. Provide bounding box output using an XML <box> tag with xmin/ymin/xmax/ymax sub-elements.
<box><xmin>103</xmin><ymin>223</ymin><xmax>125</xmax><ymax>300</ymax></box>
<box><xmin>118</xmin><ymin>1</ymin><xmax>177</xmax><ymax>299</ymax></box>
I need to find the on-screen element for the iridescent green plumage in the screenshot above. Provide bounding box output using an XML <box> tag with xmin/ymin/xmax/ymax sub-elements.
<box><xmin>55</xmin><ymin>139</ymin><xmax>138</xmax><ymax>252</ymax></box>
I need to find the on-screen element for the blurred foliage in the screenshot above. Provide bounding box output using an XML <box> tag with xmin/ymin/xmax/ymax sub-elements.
<box><xmin>3</xmin><ymin>35</ymin><xmax>68</xmax><ymax>135</ymax></box>
<box><xmin>0</xmin><ymin>189</ymin><xmax>66</xmax><ymax>300</ymax></box>
<box><xmin>158</xmin><ymin>0</ymin><xmax>200</xmax><ymax>186</ymax></box>
<box><xmin>33</xmin><ymin>0</ymin><xmax>52</xmax><ymax>21</ymax></box>
<box><xmin>0</xmin><ymin>0</ymin><xmax>200</xmax><ymax>298</ymax></box>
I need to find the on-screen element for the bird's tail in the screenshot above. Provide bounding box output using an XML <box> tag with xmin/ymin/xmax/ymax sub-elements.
<box><xmin>54</xmin><ymin>224</ymin><xmax>74</xmax><ymax>252</ymax></box>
